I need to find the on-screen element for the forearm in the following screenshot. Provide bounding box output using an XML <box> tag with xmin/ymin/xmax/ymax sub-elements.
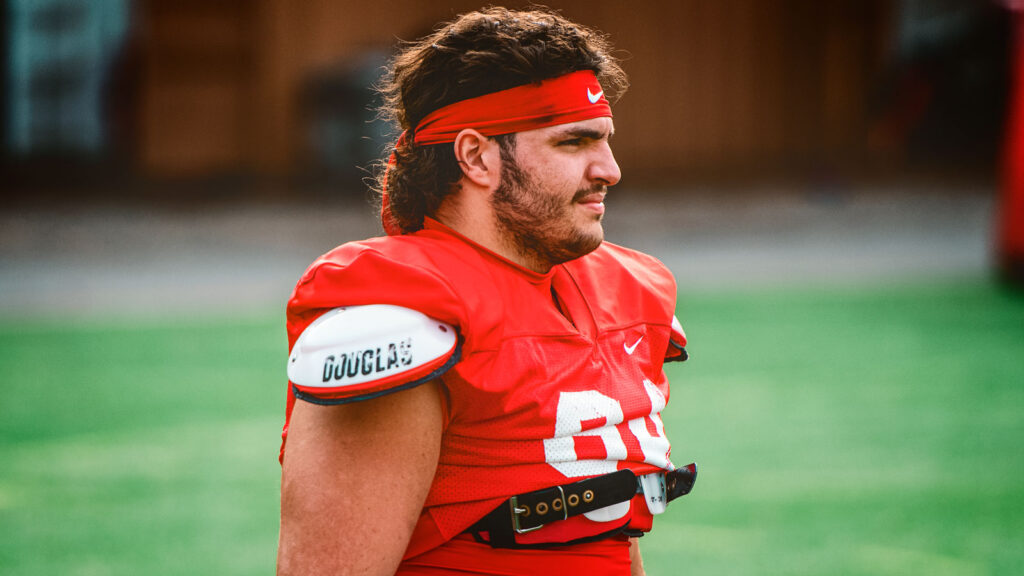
<box><xmin>277</xmin><ymin>476</ymin><xmax>416</xmax><ymax>575</ymax></box>
<box><xmin>630</xmin><ymin>537</ymin><xmax>646</xmax><ymax>576</ymax></box>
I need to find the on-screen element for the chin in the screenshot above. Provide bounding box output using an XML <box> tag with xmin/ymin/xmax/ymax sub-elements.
<box><xmin>582</xmin><ymin>220</ymin><xmax>604</xmax><ymax>243</ymax></box>
<box><xmin>572</xmin><ymin>225</ymin><xmax>605</xmax><ymax>256</ymax></box>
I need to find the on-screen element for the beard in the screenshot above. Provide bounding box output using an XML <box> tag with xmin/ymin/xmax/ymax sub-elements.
<box><xmin>491</xmin><ymin>154</ymin><xmax>605</xmax><ymax>269</ymax></box>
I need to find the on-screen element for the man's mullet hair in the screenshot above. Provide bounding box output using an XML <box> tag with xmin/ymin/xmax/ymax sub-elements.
<box><xmin>374</xmin><ymin>6</ymin><xmax>628</xmax><ymax>234</ymax></box>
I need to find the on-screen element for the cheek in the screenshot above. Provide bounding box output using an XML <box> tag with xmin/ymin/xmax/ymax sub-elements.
<box><xmin>529</xmin><ymin>158</ymin><xmax>584</xmax><ymax>194</ymax></box>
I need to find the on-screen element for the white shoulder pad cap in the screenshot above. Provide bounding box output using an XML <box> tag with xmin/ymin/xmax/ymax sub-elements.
<box><xmin>670</xmin><ymin>315</ymin><xmax>687</xmax><ymax>345</ymax></box>
<box><xmin>288</xmin><ymin>305</ymin><xmax>458</xmax><ymax>401</ymax></box>
<box><xmin>666</xmin><ymin>314</ymin><xmax>688</xmax><ymax>363</ymax></box>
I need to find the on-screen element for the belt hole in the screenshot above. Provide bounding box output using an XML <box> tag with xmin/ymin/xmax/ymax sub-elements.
<box><xmin>583</xmin><ymin>490</ymin><xmax>595</xmax><ymax>503</ymax></box>
<box><xmin>536</xmin><ymin>502</ymin><xmax>549</xmax><ymax>515</ymax></box>
<box><xmin>520</xmin><ymin>505</ymin><xmax>531</xmax><ymax>517</ymax></box>
<box><xmin>552</xmin><ymin>498</ymin><xmax>563</xmax><ymax>511</ymax></box>
<box><xmin>567</xmin><ymin>494</ymin><xmax>580</xmax><ymax>507</ymax></box>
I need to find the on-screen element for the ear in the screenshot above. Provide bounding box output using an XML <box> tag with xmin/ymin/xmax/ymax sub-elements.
<box><xmin>453</xmin><ymin>129</ymin><xmax>501</xmax><ymax>189</ymax></box>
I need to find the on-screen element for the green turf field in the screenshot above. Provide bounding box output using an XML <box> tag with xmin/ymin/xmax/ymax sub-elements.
<box><xmin>1</xmin><ymin>279</ymin><xmax>1022</xmax><ymax>575</ymax></box>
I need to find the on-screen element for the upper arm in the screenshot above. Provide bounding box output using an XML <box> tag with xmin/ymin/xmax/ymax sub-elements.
<box><xmin>277</xmin><ymin>379</ymin><xmax>444</xmax><ymax>575</ymax></box>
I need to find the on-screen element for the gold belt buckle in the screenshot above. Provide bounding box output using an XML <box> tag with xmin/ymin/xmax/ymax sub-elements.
<box><xmin>510</xmin><ymin>486</ymin><xmax>569</xmax><ymax>534</ymax></box>
<box><xmin>509</xmin><ymin>495</ymin><xmax>542</xmax><ymax>534</ymax></box>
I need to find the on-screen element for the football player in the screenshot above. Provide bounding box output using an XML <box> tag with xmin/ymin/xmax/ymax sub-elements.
<box><xmin>277</xmin><ymin>7</ymin><xmax>694</xmax><ymax>575</ymax></box>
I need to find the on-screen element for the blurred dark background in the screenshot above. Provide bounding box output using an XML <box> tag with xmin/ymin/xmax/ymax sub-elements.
<box><xmin>0</xmin><ymin>0</ymin><xmax>1015</xmax><ymax>204</ymax></box>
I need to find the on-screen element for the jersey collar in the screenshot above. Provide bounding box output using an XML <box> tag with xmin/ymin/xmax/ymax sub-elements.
<box><xmin>421</xmin><ymin>217</ymin><xmax>558</xmax><ymax>283</ymax></box>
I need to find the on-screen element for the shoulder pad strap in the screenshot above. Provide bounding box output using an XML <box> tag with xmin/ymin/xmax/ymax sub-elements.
<box><xmin>288</xmin><ymin>305</ymin><xmax>459</xmax><ymax>404</ymax></box>
<box><xmin>666</xmin><ymin>315</ymin><xmax>688</xmax><ymax>363</ymax></box>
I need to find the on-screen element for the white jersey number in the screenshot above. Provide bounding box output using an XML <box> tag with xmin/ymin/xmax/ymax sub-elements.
<box><xmin>542</xmin><ymin>379</ymin><xmax>670</xmax><ymax>478</ymax></box>
<box><xmin>541</xmin><ymin>380</ymin><xmax>671</xmax><ymax>522</ymax></box>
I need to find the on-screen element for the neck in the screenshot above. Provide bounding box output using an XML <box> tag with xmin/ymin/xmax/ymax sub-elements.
<box><xmin>435</xmin><ymin>191</ymin><xmax>553</xmax><ymax>274</ymax></box>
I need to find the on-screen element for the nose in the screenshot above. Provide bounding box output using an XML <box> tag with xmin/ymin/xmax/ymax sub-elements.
<box><xmin>588</xmin><ymin>142</ymin><xmax>621</xmax><ymax>187</ymax></box>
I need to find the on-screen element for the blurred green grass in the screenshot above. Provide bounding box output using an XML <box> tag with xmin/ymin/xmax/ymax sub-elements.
<box><xmin>647</xmin><ymin>279</ymin><xmax>1024</xmax><ymax>575</ymax></box>
<box><xmin>0</xmin><ymin>317</ymin><xmax>285</xmax><ymax>575</ymax></box>
<box><xmin>1</xmin><ymin>279</ymin><xmax>1022</xmax><ymax>575</ymax></box>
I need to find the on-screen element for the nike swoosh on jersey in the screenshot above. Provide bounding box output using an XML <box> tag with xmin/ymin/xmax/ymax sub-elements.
<box><xmin>624</xmin><ymin>336</ymin><xmax>644</xmax><ymax>355</ymax></box>
<box><xmin>587</xmin><ymin>88</ymin><xmax>604</xmax><ymax>104</ymax></box>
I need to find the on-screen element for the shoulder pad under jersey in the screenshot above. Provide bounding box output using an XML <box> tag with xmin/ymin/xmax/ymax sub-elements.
<box><xmin>287</xmin><ymin>305</ymin><xmax>460</xmax><ymax>405</ymax></box>
<box><xmin>666</xmin><ymin>315</ymin><xmax>688</xmax><ymax>363</ymax></box>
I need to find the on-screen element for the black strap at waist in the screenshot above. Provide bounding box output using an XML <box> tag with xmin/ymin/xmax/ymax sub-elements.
<box><xmin>467</xmin><ymin>463</ymin><xmax>697</xmax><ymax>549</ymax></box>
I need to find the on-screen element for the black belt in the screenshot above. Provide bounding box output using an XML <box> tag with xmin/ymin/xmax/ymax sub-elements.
<box><xmin>467</xmin><ymin>463</ymin><xmax>697</xmax><ymax>548</ymax></box>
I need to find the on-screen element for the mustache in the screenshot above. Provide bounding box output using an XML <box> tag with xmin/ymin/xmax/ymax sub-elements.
<box><xmin>572</xmin><ymin>184</ymin><xmax>607</xmax><ymax>203</ymax></box>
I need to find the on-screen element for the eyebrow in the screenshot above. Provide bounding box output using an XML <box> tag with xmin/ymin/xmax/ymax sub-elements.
<box><xmin>551</xmin><ymin>126</ymin><xmax>613</xmax><ymax>141</ymax></box>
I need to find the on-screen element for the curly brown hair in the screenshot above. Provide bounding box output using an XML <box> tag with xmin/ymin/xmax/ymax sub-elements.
<box><xmin>375</xmin><ymin>6</ymin><xmax>628</xmax><ymax>234</ymax></box>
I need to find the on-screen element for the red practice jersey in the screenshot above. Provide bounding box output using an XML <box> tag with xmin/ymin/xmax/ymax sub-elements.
<box><xmin>282</xmin><ymin>218</ymin><xmax>687</xmax><ymax>564</ymax></box>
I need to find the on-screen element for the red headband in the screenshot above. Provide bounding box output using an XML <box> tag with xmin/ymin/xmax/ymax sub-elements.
<box><xmin>413</xmin><ymin>69</ymin><xmax>611</xmax><ymax>144</ymax></box>
<box><xmin>381</xmin><ymin>70</ymin><xmax>612</xmax><ymax>235</ymax></box>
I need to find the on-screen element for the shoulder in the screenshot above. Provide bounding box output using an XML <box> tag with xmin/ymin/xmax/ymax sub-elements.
<box><xmin>289</xmin><ymin>234</ymin><xmax>466</xmax><ymax>323</ymax></box>
<box><xmin>297</xmin><ymin>234</ymin><xmax>453</xmax><ymax>291</ymax></box>
<box><xmin>285</xmin><ymin>233</ymin><xmax>472</xmax><ymax>405</ymax></box>
<box><xmin>593</xmin><ymin>241</ymin><xmax>674</xmax><ymax>272</ymax></box>
<box><xmin>575</xmin><ymin>243</ymin><xmax>688</xmax><ymax>360</ymax></box>
<box><xmin>286</xmin><ymin>235</ymin><xmax>460</xmax><ymax>351</ymax></box>
<box><xmin>570</xmin><ymin>241</ymin><xmax>677</xmax><ymax>297</ymax></box>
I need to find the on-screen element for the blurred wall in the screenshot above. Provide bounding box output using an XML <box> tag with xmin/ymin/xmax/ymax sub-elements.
<box><xmin>135</xmin><ymin>0</ymin><xmax>889</xmax><ymax>184</ymax></box>
<box><xmin>4</xmin><ymin>0</ymin><xmax>1007</xmax><ymax>195</ymax></box>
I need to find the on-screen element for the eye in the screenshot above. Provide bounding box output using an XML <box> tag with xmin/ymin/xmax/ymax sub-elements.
<box><xmin>558</xmin><ymin>138</ymin><xmax>584</xmax><ymax>147</ymax></box>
